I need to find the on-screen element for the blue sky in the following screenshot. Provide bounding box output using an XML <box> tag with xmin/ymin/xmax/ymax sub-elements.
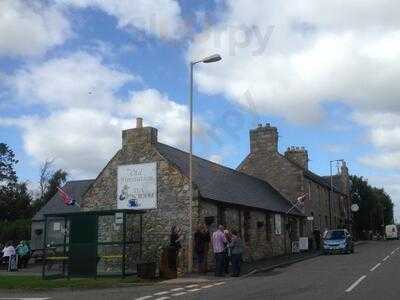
<box><xmin>1</xmin><ymin>0</ymin><xmax>400</xmax><ymax>219</ymax></box>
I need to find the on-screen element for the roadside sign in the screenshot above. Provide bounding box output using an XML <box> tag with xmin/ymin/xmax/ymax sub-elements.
<box><xmin>291</xmin><ymin>241</ymin><xmax>300</xmax><ymax>253</ymax></box>
<box><xmin>351</xmin><ymin>204</ymin><xmax>359</xmax><ymax>212</ymax></box>
<box><xmin>307</xmin><ymin>216</ymin><xmax>314</xmax><ymax>221</ymax></box>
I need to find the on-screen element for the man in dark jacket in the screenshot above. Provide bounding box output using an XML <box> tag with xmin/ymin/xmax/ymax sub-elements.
<box><xmin>194</xmin><ymin>224</ymin><xmax>210</xmax><ymax>273</ymax></box>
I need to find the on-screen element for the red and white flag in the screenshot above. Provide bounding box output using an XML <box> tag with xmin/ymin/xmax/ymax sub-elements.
<box><xmin>57</xmin><ymin>186</ymin><xmax>75</xmax><ymax>206</ymax></box>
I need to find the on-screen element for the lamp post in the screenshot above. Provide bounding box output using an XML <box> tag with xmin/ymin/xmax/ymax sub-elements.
<box><xmin>188</xmin><ymin>54</ymin><xmax>222</xmax><ymax>273</ymax></box>
<box><xmin>329</xmin><ymin>159</ymin><xmax>344</xmax><ymax>229</ymax></box>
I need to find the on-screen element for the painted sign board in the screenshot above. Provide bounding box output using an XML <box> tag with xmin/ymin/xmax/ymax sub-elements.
<box><xmin>117</xmin><ymin>162</ymin><xmax>157</xmax><ymax>210</ymax></box>
<box><xmin>299</xmin><ymin>237</ymin><xmax>309</xmax><ymax>250</ymax></box>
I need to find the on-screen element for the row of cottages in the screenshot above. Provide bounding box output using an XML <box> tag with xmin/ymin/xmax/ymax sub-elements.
<box><xmin>238</xmin><ymin>123</ymin><xmax>352</xmax><ymax>236</ymax></box>
<box><xmin>31</xmin><ymin>119</ymin><xmax>350</xmax><ymax>273</ymax></box>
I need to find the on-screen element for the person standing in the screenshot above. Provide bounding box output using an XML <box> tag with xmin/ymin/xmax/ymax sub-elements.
<box><xmin>194</xmin><ymin>224</ymin><xmax>209</xmax><ymax>273</ymax></box>
<box><xmin>16</xmin><ymin>241</ymin><xmax>30</xmax><ymax>269</ymax></box>
<box><xmin>202</xmin><ymin>225</ymin><xmax>211</xmax><ymax>273</ymax></box>
<box><xmin>212</xmin><ymin>225</ymin><xmax>227</xmax><ymax>276</ymax></box>
<box><xmin>1</xmin><ymin>242</ymin><xmax>15</xmax><ymax>266</ymax></box>
<box><xmin>169</xmin><ymin>226</ymin><xmax>183</xmax><ymax>273</ymax></box>
<box><xmin>229</xmin><ymin>230</ymin><xmax>244</xmax><ymax>277</ymax></box>
<box><xmin>223</xmin><ymin>229</ymin><xmax>231</xmax><ymax>274</ymax></box>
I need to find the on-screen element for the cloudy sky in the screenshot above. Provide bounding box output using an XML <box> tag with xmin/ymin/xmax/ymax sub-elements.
<box><xmin>1</xmin><ymin>0</ymin><xmax>400</xmax><ymax>218</ymax></box>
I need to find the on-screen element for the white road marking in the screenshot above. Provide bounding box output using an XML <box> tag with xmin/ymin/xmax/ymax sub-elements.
<box><xmin>383</xmin><ymin>255</ymin><xmax>390</xmax><ymax>261</ymax></box>
<box><xmin>185</xmin><ymin>284</ymin><xmax>199</xmax><ymax>288</ymax></box>
<box><xmin>135</xmin><ymin>296</ymin><xmax>152</xmax><ymax>300</ymax></box>
<box><xmin>154</xmin><ymin>291</ymin><xmax>169</xmax><ymax>296</ymax></box>
<box><xmin>187</xmin><ymin>288</ymin><xmax>201</xmax><ymax>292</ymax></box>
<box><xmin>0</xmin><ymin>299</ymin><xmax>50</xmax><ymax>300</ymax></box>
<box><xmin>171</xmin><ymin>292</ymin><xmax>187</xmax><ymax>297</ymax></box>
<box><xmin>170</xmin><ymin>288</ymin><xmax>184</xmax><ymax>292</ymax></box>
<box><xmin>154</xmin><ymin>297</ymin><xmax>170</xmax><ymax>300</ymax></box>
<box><xmin>345</xmin><ymin>275</ymin><xmax>367</xmax><ymax>293</ymax></box>
<box><xmin>213</xmin><ymin>281</ymin><xmax>226</xmax><ymax>286</ymax></box>
<box><xmin>370</xmin><ymin>263</ymin><xmax>381</xmax><ymax>272</ymax></box>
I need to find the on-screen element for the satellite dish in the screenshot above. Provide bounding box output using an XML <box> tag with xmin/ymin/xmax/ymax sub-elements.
<box><xmin>351</xmin><ymin>204</ymin><xmax>359</xmax><ymax>212</ymax></box>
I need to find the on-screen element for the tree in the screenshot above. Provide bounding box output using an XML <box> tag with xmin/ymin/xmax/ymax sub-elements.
<box><xmin>39</xmin><ymin>159</ymin><xmax>54</xmax><ymax>200</ymax></box>
<box><xmin>350</xmin><ymin>175</ymin><xmax>394</xmax><ymax>238</ymax></box>
<box><xmin>0</xmin><ymin>143</ymin><xmax>18</xmax><ymax>185</ymax></box>
<box><xmin>33</xmin><ymin>168</ymin><xmax>68</xmax><ymax>212</ymax></box>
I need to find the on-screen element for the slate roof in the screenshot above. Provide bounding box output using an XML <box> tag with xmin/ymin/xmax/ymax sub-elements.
<box><xmin>282</xmin><ymin>154</ymin><xmax>344</xmax><ymax>194</ymax></box>
<box><xmin>156</xmin><ymin>143</ymin><xmax>303</xmax><ymax>216</ymax></box>
<box><xmin>32</xmin><ymin>179</ymin><xmax>94</xmax><ymax>221</ymax></box>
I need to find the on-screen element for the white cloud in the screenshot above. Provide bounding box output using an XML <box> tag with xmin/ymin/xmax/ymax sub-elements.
<box><xmin>354</xmin><ymin>112</ymin><xmax>400</xmax><ymax>171</ymax></box>
<box><xmin>59</xmin><ymin>0</ymin><xmax>184</xmax><ymax>39</ymax></box>
<box><xmin>12</xmin><ymin>51</ymin><xmax>136</xmax><ymax>110</ymax></box>
<box><xmin>2</xmin><ymin>51</ymin><xmax>208</xmax><ymax>178</ymax></box>
<box><xmin>0</xmin><ymin>0</ymin><xmax>71</xmax><ymax>57</ymax></box>
<box><xmin>188</xmin><ymin>0</ymin><xmax>400</xmax><ymax>123</ymax></box>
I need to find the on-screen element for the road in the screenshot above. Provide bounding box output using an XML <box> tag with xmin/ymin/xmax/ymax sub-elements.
<box><xmin>2</xmin><ymin>240</ymin><xmax>400</xmax><ymax>300</ymax></box>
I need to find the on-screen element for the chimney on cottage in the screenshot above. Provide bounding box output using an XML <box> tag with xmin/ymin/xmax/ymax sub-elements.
<box><xmin>249</xmin><ymin>123</ymin><xmax>278</xmax><ymax>154</ymax></box>
<box><xmin>122</xmin><ymin>117</ymin><xmax>158</xmax><ymax>147</ymax></box>
<box><xmin>284</xmin><ymin>146</ymin><xmax>309</xmax><ymax>170</ymax></box>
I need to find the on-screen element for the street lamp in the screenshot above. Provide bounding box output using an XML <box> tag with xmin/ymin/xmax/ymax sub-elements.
<box><xmin>188</xmin><ymin>54</ymin><xmax>222</xmax><ymax>273</ymax></box>
<box><xmin>329</xmin><ymin>159</ymin><xmax>344</xmax><ymax>229</ymax></box>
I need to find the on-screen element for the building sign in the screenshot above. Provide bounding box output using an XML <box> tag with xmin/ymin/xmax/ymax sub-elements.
<box><xmin>117</xmin><ymin>162</ymin><xmax>157</xmax><ymax>210</ymax></box>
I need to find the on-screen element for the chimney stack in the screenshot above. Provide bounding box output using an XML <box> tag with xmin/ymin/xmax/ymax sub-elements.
<box><xmin>284</xmin><ymin>146</ymin><xmax>309</xmax><ymax>169</ymax></box>
<box><xmin>136</xmin><ymin>117</ymin><xmax>143</xmax><ymax>128</ymax></box>
<box><xmin>249</xmin><ymin>123</ymin><xmax>278</xmax><ymax>154</ymax></box>
<box><xmin>122</xmin><ymin>117</ymin><xmax>157</xmax><ymax>147</ymax></box>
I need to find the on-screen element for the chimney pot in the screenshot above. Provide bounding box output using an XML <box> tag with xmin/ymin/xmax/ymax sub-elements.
<box><xmin>136</xmin><ymin>117</ymin><xmax>143</xmax><ymax>128</ymax></box>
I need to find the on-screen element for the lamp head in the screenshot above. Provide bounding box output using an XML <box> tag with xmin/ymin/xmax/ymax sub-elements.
<box><xmin>202</xmin><ymin>54</ymin><xmax>222</xmax><ymax>63</ymax></box>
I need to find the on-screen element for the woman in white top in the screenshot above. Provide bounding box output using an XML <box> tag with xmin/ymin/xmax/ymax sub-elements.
<box><xmin>2</xmin><ymin>242</ymin><xmax>16</xmax><ymax>264</ymax></box>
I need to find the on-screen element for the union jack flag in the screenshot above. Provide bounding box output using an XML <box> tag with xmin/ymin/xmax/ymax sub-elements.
<box><xmin>57</xmin><ymin>186</ymin><xmax>75</xmax><ymax>206</ymax></box>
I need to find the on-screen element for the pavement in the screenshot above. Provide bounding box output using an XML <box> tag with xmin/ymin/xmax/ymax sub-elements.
<box><xmin>1</xmin><ymin>240</ymin><xmax>400</xmax><ymax>299</ymax></box>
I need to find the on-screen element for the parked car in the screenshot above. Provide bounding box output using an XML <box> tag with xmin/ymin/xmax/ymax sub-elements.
<box><xmin>323</xmin><ymin>229</ymin><xmax>354</xmax><ymax>254</ymax></box>
<box><xmin>385</xmin><ymin>225</ymin><xmax>398</xmax><ymax>240</ymax></box>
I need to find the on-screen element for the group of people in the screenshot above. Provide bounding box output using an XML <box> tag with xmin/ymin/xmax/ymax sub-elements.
<box><xmin>1</xmin><ymin>240</ymin><xmax>31</xmax><ymax>269</ymax></box>
<box><xmin>192</xmin><ymin>224</ymin><xmax>244</xmax><ymax>277</ymax></box>
<box><xmin>211</xmin><ymin>225</ymin><xmax>244</xmax><ymax>277</ymax></box>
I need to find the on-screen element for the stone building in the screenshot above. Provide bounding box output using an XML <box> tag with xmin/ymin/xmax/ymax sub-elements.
<box><xmin>32</xmin><ymin>119</ymin><xmax>303</xmax><ymax>273</ymax></box>
<box><xmin>238</xmin><ymin>123</ymin><xmax>352</xmax><ymax>236</ymax></box>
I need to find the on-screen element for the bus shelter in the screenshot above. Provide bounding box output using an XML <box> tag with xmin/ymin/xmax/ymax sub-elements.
<box><xmin>42</xmin><ymin>209</ymin><xmax>144</xmax><ymax>279</ymax></box>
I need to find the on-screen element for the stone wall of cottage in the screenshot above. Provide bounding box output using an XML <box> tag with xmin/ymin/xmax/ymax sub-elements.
<box><xmin>82</xmin><ymin>126</ymin><xmax>195</xmax><ymax>272</ymax></box>
<box><xmin>238</xmin><ymin>123</ymin><xmax>350</xmax><ymax>236</ymax></box>
<box><xmin>197</xmin><ymin>199</ymin><xmax>294</xmax><ymax>271</ymax></box>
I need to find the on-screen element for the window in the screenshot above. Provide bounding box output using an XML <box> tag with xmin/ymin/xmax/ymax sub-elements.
<box><xmin>266</xmin><ymin>213</ymin><xmax>272</xmax><ymax>241</ymax></box>
<box><xmin>274</xmin><ymin>214</ymin><xmax>282</xmax><ymax>235</ymax></box>
<box><xmin>217</xmin><ymin>206</ymin><xmax>226</xmax><ymax>226</ymax></box>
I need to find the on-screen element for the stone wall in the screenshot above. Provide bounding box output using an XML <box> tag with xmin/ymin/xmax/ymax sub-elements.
<box><xmin>238</xmin><ymin>124</ymin><xmax>350</xmax><ymax>237</ymax></box>
<box><xmin>197</xmin><ymin>199</ymin><xmax>292</xmax><ymax>271</ymax></box>
<box><xmin>82</xmin><ymin>128</ymin><xmax>195</xmax><ymax>272</ymax></box>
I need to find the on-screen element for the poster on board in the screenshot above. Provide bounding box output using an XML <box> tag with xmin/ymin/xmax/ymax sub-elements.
<box><xmin>117</xmin><ymin>162</ymin><xmax>157</xmax><ymax>210</ymax></box>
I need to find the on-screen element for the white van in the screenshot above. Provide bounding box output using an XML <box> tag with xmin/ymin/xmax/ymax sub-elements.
<box><xmin>385</xmin><ymin>225</ymin><xmax>398</xmax><ymax>240</ymax></box>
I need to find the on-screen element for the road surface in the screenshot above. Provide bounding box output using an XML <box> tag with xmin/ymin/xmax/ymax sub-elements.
<box><xmin>2</xmin><ymin>240</ymin><xmax>400</xmax><ymax>300</ymax></box>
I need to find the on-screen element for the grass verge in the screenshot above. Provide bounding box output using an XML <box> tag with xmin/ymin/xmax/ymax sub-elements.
<box><xmin>0</xmin><ymin>275</ymin><xmax>154</xmax><ymax>290</ymax></box>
